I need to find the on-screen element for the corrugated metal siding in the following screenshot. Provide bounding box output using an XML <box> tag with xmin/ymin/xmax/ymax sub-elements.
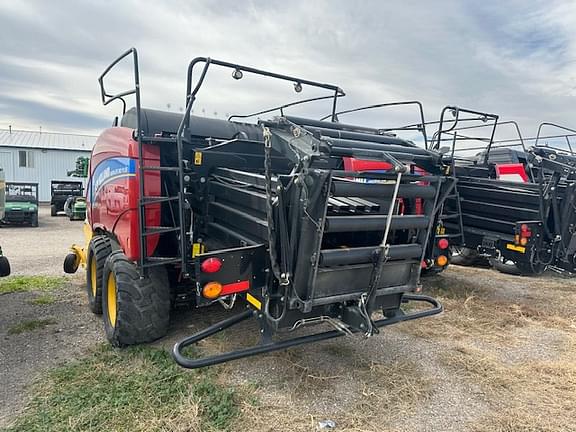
<box><xmin>0</xmin><ymin>147</ymin><xmax>91</xmax><ymax>201</ymax></box>
<box><xmin>0</xmin><ymin>129</ymin><xmax>97</xmax><ymax>151</ymax></box>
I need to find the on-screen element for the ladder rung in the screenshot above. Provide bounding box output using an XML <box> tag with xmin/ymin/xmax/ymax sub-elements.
<box><xmin>142</xmin><ymin>166</ymin><xmax>180</xmax><ymax>172</ymax></box>
<box><xmin>141</xmin><ymin>196</ymin><xmax>180</xmax><ymax>205</ymax></box>
<box><xmin>142</xmin><ymin>257</ymin><xmax>182</xmax><ymax>268</ymax></box>
<box><xmin>441</xmin><ymin>214</ymin><xmax>461</xmax><ymax>220</ymax></box>
<box><xmin>143</xmin><ymin>226</ymin><xmax>181</xmax><ymax>236</ymax></box>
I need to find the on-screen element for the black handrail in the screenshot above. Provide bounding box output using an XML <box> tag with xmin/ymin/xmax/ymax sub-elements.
<box><xmin>97</xmin><ymin>47</ymin><xmax>147</xmax><ymax>275</ymax></box>
<box><xmin>535</xmin><ymin>122</ymin><xmax>576</xmax><ymax>155</ymax></box>
<box><xmin>432</xmin><ymin>106</ymin><xmax>499</xmax><ymax>165</ymax></box>
<box><xmin>228</xmin><ymin>94</ymin><xmax>345</xmax><ymax>122</ymax></box>
<box><xmin>318</xmin><ymin>101</ymin><xmax>429</xmax><ymax>149</ymax></box>
<box><xmin>183</xmin><ymin>57</ymin><xmax>345</xmax><ymax>129</ymax></box>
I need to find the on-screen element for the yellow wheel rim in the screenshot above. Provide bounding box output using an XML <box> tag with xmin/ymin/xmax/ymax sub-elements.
<box><xmin>90</xmin><ymin>256</ymin><xmax>97</xmax><ymax>297</ymax></box>
<box><xmin>107</xmin><ymin>272</ymin><xmax>117</xmax><ymax>327</ymax></box>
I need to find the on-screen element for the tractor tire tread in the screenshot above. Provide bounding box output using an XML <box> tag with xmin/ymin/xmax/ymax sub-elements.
<box><xmin>86</xmin><ymin>235</ymin><xmax>112</xmax><ymax>314</ymax></box>
<box><xmin>103</xmin><ymin>252</ymin><xmax>170</xmax><ymax>347</ymax></box>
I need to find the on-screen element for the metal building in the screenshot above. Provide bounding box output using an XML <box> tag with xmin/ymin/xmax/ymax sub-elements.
<box><xmin>0</xmin><ymin>128</ymin><xmax>96</xmax><ymax>202</ymax></box>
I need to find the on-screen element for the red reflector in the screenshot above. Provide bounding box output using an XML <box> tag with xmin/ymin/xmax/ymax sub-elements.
<box><xmin>421</xmin><ymin>260</ymin><xmax>428</xmax><ymax>269</ymax></box>
<box><xmin>438</xmin><ymin>238</ymin><xmax>449</xmax><ymax>250</ymax></box>
<box><xmin>520</xmin><ymin>224</ymin><xmax>532</xmax><ymax>238</ymax></box>
<box><xmin>221</xmin><ymin>280</ymin><xmax>250</xmax><ymax>296</ymax></box>
<box><xmin>200</xmin><ymin>257</ymin><xmax>222</xmax><ymax>273</ymax></box>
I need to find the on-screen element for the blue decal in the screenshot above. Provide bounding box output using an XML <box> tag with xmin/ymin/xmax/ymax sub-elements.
<box><xmin>91</xmin><ymin>157</ymin><xmax>136</xmax><ymax>200</ymax></box>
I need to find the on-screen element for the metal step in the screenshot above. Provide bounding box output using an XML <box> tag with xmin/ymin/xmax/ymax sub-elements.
<box><xmin>440</xmin><ymin>214</ymin><xmax>461</xmax><ymax>220</ymax></box>
<box><xmin>320</xmin><ymin>244</ymin><xmax>423</xmax><ymax>266</ymax></box>
<box><xmin>143</xmin><ymin>226</ymin><xmax>181</xmax><ymax>236</ymax></box>
<box><xmin>142</xmin><ymin>257</ymin><xmax>183</xmax><ymax>268</ymax></box>
<box><xmin>332</xmin><ymin>182</ymin><xmax>437</xmax><ymax>199</ymax></box>
<box><xmin>325</xmin><ymin>215</ymin><xmax>429</xmax><ymax>233</ymax></box>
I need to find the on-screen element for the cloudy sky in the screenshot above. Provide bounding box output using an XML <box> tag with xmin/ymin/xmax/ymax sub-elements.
<box><xmin>0</xmin><ymin>0</ymin><xmax>575</xmax><ymax>143</ymax></box>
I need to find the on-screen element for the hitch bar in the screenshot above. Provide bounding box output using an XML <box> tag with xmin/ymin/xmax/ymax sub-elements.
<box><xmin>172</xmin><ymin>294</ymin><xmax>442</xmax><ymax>369</ymax></box>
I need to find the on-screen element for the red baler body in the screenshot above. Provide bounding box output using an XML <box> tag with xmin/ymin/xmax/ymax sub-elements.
<box><xmin>87</xmin><ymin>127</ymin><xmax>161</xmax><ymax>260</ymax></box>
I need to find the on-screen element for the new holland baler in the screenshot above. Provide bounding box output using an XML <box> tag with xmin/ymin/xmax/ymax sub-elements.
<box><xmin>66</xmin><ymin>48</ymin><xmax>454</xmax><ymax>368</ymax></box>
<box><xmin>431</xmin><ymin>107</ymin><xmax>576</xmax><ymax>275</ymax></box>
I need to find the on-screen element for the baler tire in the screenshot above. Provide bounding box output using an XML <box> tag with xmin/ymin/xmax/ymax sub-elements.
<box><xmin>491</xmin><ymin>258</ymin><xmax>545</xmax><ymax>276</ymax></box>
<box><xmin>31</xmin><ymin>214</ymin><xmax>38</xmax><ymax>227</ymax></box>
<box><xmin>516</xmin><ymin>261</ymin><xmax>546</xmax><ymax>276</ymax></box>
<box><xmin>102</xmin><ymin>252</ymin><xmax>170</xmax><ymax>347</ymax></box>
<box><xmin>0</xmin><ymin>256</ymin><xmax>10</xmax><ymax>277</ymax></box>
<box><xmin>86</xmin><ymin>235</ymin><xmax>112</xmax><ymax>315</ymax></box>
<box><xmin>490</xmin><ymin>258</ymin><xmax>521</xmax><ymax>275</ymax></box>
<box><xmin>51</xmin><ymin>205</ymin><xmax>57</xmax><ymax>217</ymax></box>
<box><xmin>451</xmin><ymin>247</ymin><xmax>488</xmax><ymax>267</ymax></box>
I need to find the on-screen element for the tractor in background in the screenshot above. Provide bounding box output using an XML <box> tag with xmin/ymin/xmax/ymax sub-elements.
<box><xmin>50</xmin><ymin>181</ymin><xmax>84</xmax><ymax>216</ymax></box>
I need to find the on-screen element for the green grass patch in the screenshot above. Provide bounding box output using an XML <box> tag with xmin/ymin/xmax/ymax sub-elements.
<box><xmin>5</xmin><ymin>345</ymin><xmax>239</xmax><ymax>432</ymax></box>
<box><xmin>0</xmin><ymin>276</ymin><xmax>65</xmax><ymax>295</ymax></box>
<box><xmin>8</xmin><ymin>318</ymin><xmax>57</xmax><ymax>335</ymax></box>
<box><xmin>28</xmin><ymin>294</ymin><xmax>57</xmax><ymax>305</ymax></box>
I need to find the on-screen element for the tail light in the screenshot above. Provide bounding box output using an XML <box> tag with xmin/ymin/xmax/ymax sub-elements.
<box><xmin>201</xmin><ymin>280</ymin><xmax>251</xmax><ymax>299</ymax></box>
<box><xmin>437</xmin><ymin>238</ymin><xmax>449</xmax><ymax>250</ymax></box>
<box><xmin>202</xmin><ymin>282</ymin><xmax>223</xmax><ymax>299</ymax></box>
<box><xmin>515</xmin><ymin>224</ymin><xmax>532</xmax><ymax>246</ymax></box>
<box><xmin>436</xmin><ymin>255</ymin><xmax>448</xmax><ymax>267</ymax></box>
<box><xmin>201</xmin><ymin>257</ymin><xmax>222</xmax><ymax>273</ymax></box>
<box><xmin>521</xmin><ymin>224</ymin><xmax>532</xmax><ymax>238</ymax></box>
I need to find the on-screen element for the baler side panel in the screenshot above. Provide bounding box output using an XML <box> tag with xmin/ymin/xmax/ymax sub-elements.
<box><xmin>88</xmin><ymin>127</ymin><xmax>161</xmax><ymax>260</ymax></box>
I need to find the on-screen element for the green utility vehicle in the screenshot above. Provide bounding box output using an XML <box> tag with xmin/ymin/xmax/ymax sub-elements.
<box><xmin>64</xmin><ymin>196</ymin><xmax>87</xmax><ymax>221</ymax></box>
<box><xmin>2</xmin><ymin>182</ymin><xmax>39</xmax><ymax>227</ymax></box>
<box><xmin>50</xmin><ymin>180</ymin><xmax>84</xmax><ymax>216</ymax></box>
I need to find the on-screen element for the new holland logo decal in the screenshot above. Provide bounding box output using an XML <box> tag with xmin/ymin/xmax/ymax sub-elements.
<box><xmin>91</xmin><ymin>157</ymin><xmax>136</xmax><ymax>198</ymax></box>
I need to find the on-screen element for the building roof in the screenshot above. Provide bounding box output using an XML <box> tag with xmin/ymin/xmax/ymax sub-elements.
<box><xmin>0</xmin><ymin>128</ymin><xmax>96</xmax><ymax>151</ymax></box>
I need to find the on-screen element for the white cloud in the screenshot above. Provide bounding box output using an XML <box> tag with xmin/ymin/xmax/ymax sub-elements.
<box><xmin>0</xmin><ymin>0</ymin><xmax>574</xmax><ymax>140</ymax></box>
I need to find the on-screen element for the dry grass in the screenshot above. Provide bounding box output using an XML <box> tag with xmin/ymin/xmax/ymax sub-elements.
<box><xmin>230</xmin><ymin>346</ymin><xmax>432</xmax><ymax>432</ymax></box>
<box><xmin>441</xmin><ymin>340</ymin><xmax>576</xmax><ymax>432</ymax></box>
<box><xmin>405</xmin><ymin>266</ymin><xmax>576</xmax><ymax>432</ymax></box>
<box><xmin>403</xmin><ymin>268</ymin><xmax>576</xmax><ymax>342</ymax></box>
<box><xmin>219</xmin><ymin>265</ymin><xmax>576</xmax><ymax>431</ymax></box>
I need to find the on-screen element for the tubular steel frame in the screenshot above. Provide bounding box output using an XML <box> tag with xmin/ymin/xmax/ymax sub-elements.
<box><xmin>173</xmin><ymin>294</ymin><xmax>442</xmax><ymax>369</ymax></box>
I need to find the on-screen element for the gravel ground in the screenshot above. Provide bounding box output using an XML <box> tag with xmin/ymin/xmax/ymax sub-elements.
<box><xmin>0</xmin><ymin>206</ymin><xmax>85</xmax><ymax>276</ymax></box>
<box><xmin>1</xmin><ymin>210</ymin><xmax>575</xmax><ymax>431</ymax></box>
